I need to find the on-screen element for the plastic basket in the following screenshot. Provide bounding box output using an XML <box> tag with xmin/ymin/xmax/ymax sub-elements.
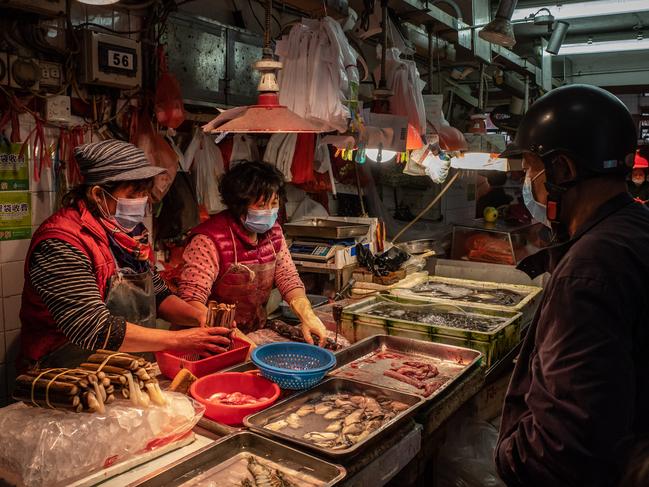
<box><xmin>251</xmin><ymin>343</ymin><xmax>336</xmax><ymax>390</ymax></box>
<box><xmin>156</xmin><ymin>337</ymin><xmax>250</xmax><ymax>379</ymax></box>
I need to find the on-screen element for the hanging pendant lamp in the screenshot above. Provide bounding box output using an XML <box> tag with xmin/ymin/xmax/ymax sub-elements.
<box><xmin>203</xmin><ymin>0</ymin><xmax>322</xmax><ymax>133</ymax></box>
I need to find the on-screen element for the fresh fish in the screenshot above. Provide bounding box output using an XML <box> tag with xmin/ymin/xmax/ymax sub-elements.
<box><xmin>296</xmin><ymin>404</ymin><xmax>314</xmax><ymax>417</ymax></box>
<box><xmin>304</xmin><ymin>431</ymin><xmax>338</xmax><ymax>442</ymax></box>
<box><xmin>323</xmin><ymin>409</ymin><xmax>345</xmax><ymax>420</ymax></box>
<box><xmin>342</xmin><ymin>422</ymin><xmax>364</xmax><ymax>435</ymax></box>
<box><xmin>344</xmin><ymin>409</ymin><xmax>363</xmax><ymax>426</ymax></box>
<box><xmin>265</xmin><ymin>419</ymin><xmax>288</xmax><ymax>431</ymax></box>
<box><xmin>314</xmin><ymin>402</ymin><xmax>333</xmax><ymax>415</ymax></box>
<box><xmin>325</xmin><ymin>420</ymin><xmax>343</xmax><ymax>432</ymax></box>
<box><xmin>247</xmin><ymin>456</ymin><xmax>274</xmax><ymax>487</ymax></box>
<box><xmin>286</xmin><ymin>413</ymin><xmax>302</xmax><ymax>429</ymax></box>
<box><xmin>390</xmin><ymin>401</ymin><xmax>409</xmax><ymax>412</ymax></box>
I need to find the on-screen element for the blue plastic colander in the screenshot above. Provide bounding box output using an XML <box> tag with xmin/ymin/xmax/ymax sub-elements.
<box><xmin>251</xmin><ymin>343</ymin><xmax>336</xmax><ymax>390</ymax></box>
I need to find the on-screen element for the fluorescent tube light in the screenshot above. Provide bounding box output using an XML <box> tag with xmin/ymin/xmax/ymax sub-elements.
<box><xmin>513</xmin><ymin>0</ymin><xmax>649</xmax><ymax>21</ymax></box>
<box><xmin>558</xmin><ymin>37</ymin><xmax>649</xmax><ymax>55</ymax></box>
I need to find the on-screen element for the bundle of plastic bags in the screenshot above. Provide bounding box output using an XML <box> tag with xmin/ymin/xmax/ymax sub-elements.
<box><xmin>374</xmin><ymin>47</ymin><xmax>427</xmax><ymax>135</ymax></box>
<box><xmin>276</xmin><ymin>17</ymin><xmax>359</xmax><ymax>133</ymax></box>
<box><xmin>0</xmin><ymin>392</ymin><xmax>204</xmax><ymax>487</ymax></box>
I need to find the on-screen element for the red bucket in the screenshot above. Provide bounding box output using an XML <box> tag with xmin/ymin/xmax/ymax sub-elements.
<box><xmin>190</xmin><ymin>372</ymin><xmax>280</xmax><ymax>425</ymax></box>
<box><xmin>155</xmin><ymin>337</ymin><xmax>250</xmax><ymax>379</ymax></box>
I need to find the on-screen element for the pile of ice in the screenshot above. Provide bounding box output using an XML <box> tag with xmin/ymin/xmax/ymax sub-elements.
<box><xmin>0</xmin><ymin>392</ymin><xmax>203</xmax><ymax>487</ymax></box>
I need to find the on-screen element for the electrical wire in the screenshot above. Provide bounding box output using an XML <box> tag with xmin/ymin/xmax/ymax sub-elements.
<box><xmin>74</xmin><ymin>22</ymin><xmax>148</xmax><ymax>35</ymax></box>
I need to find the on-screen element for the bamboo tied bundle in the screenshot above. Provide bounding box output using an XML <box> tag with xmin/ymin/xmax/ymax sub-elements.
<box><xmin>79</xmin><ymin>350</ymin><xmax>166</xmax><ymax>408</ymax></box>
<box><xmin>14</xmin><ymin>367</ymin><xmax>117</xmax><ymax>414</ymax></box>
<box><xmin>207</xmin><ymin>301</ymin><xmax>236</xmax><ymax>329</ymax></box>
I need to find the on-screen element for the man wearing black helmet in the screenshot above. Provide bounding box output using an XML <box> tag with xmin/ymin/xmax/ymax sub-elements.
<box><xmin>495</xmin><ymin>84</ymin><xmax>649</xmax><ymax>487</ymax></box>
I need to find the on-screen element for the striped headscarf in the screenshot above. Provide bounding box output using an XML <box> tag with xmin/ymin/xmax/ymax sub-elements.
<box><xmin>74</xmin><ymin>139</ymin><xmax>166</xmax><ymax>186</ymax></box>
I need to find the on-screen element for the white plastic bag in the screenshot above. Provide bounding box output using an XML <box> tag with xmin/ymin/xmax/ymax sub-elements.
<box><xmin>185</xmin><ymin>130</ymin><xmax>226</xmax><ymax>214</ymax></box>
<box><xmin>0</xmin><ymin>393</ymin><xmax>204</xmax><ymax>487</ymax></box>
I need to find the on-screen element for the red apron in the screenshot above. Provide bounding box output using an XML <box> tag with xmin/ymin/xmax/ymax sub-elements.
<box><xmin>212</xmin><ymin>228</ymin><xmax>277</xmax><ymax>333</ymax></box>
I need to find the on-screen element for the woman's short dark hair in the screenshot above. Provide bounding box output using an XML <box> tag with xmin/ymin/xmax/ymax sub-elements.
<box><xmin>219</xmin><ymin>161</ymin><xmax>285</xmax><ymax>218</ymax></box>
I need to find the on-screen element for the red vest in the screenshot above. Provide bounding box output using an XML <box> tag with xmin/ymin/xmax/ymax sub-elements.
<box><xmin>191</xmin><ymin>210</ymin><xmax>283</xmax><ymax>281</ymax></box>
<box><xmin>20</xmin><ymin>202</ymin><xmax>115</xmax><ymax>362</ymax></box>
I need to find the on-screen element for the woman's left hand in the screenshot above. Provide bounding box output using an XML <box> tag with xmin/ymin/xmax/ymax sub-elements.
<box><xmin>300</xmin><ymin>315</ymin><xmax>327</xmax><ymax>346</ymax></box>
<box><xmin>290</xmin><ymin>296</ymin><xmax>327</xmax><ymax>347</ymax></box>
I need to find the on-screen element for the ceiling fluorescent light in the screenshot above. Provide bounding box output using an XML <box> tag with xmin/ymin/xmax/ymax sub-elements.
<box><xmin>513</xmin><ymin>0</ymin><xmax>649</xmax><ymax>21</ymax></box>
<box><xmin>558</xmin><ymin>37</ymin><xmax>649</xmax><ymax>55</ymax></box>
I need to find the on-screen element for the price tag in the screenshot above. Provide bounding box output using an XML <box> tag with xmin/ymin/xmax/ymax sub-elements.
<box><xmin>106</xmin><ymin>50</ymin><xmax>134</xmax><ymax>70</ymax></box>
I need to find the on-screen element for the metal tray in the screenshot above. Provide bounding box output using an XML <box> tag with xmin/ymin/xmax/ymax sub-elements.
<box><xmin>284</xmin><ymin>218</ymin><xmax>370</xmax><ymax>239</ymax></box>
<box><xmin>128</xmin><ymin>431</ymin><xmax>346</xmax><ymax>487</ymax></box>
<box><xmin>245</xmin><ymin>377</ymin><xmax>423</xmax><ymax>459</ymax></box>
<box><xmin>389</xmin><ymin>275</ymin><xmax>542</xmax><ymax>324</ymax></box>
<box><xmin>331</xmin><ymin>335</ymin><xmax>482</xmax><ymax>400</ymax></box>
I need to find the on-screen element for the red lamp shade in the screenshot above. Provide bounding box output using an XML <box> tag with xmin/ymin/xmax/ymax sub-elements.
<box><xmin>204</xmin><ymin>93</ymin><xmax>323</xmax><ymax>133</ymax></box>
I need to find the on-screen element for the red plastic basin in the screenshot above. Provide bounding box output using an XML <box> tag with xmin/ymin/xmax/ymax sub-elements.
<box><xmin>155</xmin><ymin>337</ymin><xmax>250</xmax><ymax>380</ymax></box>
<box><xmin>190</xmin><ymin>372</ymin><xmax>280</xmax><ymax>425</ymax></box>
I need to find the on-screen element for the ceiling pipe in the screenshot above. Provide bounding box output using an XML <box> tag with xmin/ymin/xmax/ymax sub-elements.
<box><xmin>428</xmin><ymin>0</ymin><xmax>463</xmax><ymax>22</ymax></box>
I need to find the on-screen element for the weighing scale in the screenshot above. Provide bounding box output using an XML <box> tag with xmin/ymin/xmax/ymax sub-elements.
<box><xmin>289</xmin><ymin>239</ymin><xmax>357</xmax><ymax>263</ymax></box>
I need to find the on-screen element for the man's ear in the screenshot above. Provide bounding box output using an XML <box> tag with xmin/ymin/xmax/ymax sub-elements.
<box><xmin>551</xmin><ymin>154</ymin><xmax>578</xmax><ymax>185</ymax></box>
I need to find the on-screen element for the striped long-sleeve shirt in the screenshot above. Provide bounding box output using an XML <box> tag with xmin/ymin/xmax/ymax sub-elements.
<box><xmin>28</xmin><ymin>238</ymin><xmax>171</xmax><ymax>351</ymax></box>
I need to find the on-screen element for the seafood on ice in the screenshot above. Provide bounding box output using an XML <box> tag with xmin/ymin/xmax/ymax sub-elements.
<box><xmin>180</xmin><ymin>453</ymin><xmax>321</xmax><ymax>487</ymax></box>
<box><xmin>262</xmin><ymin>392</ymin><xmax>410</xmax><ymax>451</ymax></box>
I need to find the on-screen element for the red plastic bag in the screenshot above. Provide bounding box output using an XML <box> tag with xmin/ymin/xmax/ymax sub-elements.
<box><xmin>132</xmin><ymin>110</ymin><xmax>178</xmax><ymax>202</ymax></box>
<box><xmin>154</xmin><ymin>49</ymin><xmax>185</xmax><ymax>129</ymax></box>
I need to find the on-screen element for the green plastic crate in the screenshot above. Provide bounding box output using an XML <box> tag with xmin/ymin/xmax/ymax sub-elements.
<box><xmin>341</xmin><ymin>295</ymin><xmax>523</xmax><ymax>367</ymax></box>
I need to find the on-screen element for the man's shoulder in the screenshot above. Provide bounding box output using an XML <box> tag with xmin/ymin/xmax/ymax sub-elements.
<box><xmin>557</xmin><ymin>207</ymin><xmax>649</xmax><ymax>280</ymax></box>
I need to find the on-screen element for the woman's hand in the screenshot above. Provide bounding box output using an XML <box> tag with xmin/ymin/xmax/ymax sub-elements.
<box><xmin>173</xmin><ymin>326</ymin><xmax>231</xmax><ymax>356</ymax></box>
<box><xmin>300</xmin><ymin>316</ymin><xmax>328</xmax><ymax>346</ymax></box>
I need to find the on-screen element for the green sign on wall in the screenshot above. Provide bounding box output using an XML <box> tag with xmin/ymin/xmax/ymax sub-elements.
<box><xmin>0</xmin><ymin>191</ymin><xmax>32</xmax><ymax>241</ymax></box>
<box><xmin>0</xmin><ymin>142</ymin><xmax>30</xmax><ymax>191</ymax></box>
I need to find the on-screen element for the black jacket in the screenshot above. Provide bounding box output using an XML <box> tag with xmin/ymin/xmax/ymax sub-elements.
<box><xmin>496</xmin><ymin>193</ymin><xmax>649</xmax><ymax>487</ymax></box>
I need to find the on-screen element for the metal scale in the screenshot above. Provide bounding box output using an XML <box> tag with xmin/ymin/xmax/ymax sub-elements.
<box><xmin>284</xmin><ymin>218</ymin><xmax>371</xmax><ymax>264</ymax></box>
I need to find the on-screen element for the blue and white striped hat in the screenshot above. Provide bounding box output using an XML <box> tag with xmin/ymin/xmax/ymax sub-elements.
<box><xmin>74</xmin><ymin>139</ymin><xmax>167</xmax><ymax>186</ymax></box>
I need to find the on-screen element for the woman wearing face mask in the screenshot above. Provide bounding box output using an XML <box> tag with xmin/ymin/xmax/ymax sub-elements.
<box><xmin>627</xmin><ymin>152</ymin><xmax>649</xmax><ymax>204</ymax></box>
<box><xmin>178</xmin><ymin>160</ymin><xmax>328</xmax><ymax>346</ymax></box>
<box><xmin>19</xmin><ymin>140</ymin><xmax>231</xmax><ymax>370</ymax></box>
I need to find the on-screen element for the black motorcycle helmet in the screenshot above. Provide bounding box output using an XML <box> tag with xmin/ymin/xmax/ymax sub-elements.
<box><xmin>501</xmin><ymin>84</ymin><xmax>637</xmax><ymax>223</ymax></box>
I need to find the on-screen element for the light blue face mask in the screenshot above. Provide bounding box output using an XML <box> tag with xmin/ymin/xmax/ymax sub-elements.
<box><xmin>522</xmin><ymin>170</ymin><xmax>550</xmax><ymax>228</ymax></box>
<box><xmin>243</xmin><ymin>208</ymin><xmax>278</xmax><ymax>234</ymax></box>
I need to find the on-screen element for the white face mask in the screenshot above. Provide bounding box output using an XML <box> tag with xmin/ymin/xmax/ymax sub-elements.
<box><xmin>522</xmin><ymin>170</ymin><xmax>550</xmax><ymax>228</ymax></box>
<box><xmin>632</xmin><ymin>176</ymin><xmax>645</xmax><ymax>186</ymax></box>
<box><xmin>101</xmin><ymin>190</ymin><xmax>148</xmax><ymax>232</ymax></box>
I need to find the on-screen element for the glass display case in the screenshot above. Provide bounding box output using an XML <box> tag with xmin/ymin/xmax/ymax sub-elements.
<box><xmin>450</xmin><ymin>219</ymin><xmax>546</xmax><ymax>265</ymax></box>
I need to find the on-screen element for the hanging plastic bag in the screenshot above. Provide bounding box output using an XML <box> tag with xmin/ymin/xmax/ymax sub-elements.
<box><xmin>154</xmin><ymin>48</ymin><xmax>185</xmax><ymax>129</ymax></box>
<box><xmin>185</xmin><ymin>129</ymin><xmax>225</xmax><ymax>214</ymax></box>
<box><xmin>132</xmin><ymin>111</ymin><xmax>178</xmax><ymax>202</ymax></box>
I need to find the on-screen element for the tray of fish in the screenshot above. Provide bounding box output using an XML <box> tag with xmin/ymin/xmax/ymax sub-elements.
<box><xmin>389</xmin><ymin>275</ymin><xmax>542</xmax><ymax>324</ymax></box>
<box><xmin>331</xmin><ymin>335</ymin><xmax>482</xmax><ymax>399</ymax></box>
<box><xmin>341</xmin><ymin>296</ymin><xmax>522</xmax><ymax>367</ymax></box>
<box><xmin>244</xmin><ymin>377</ymin><xmax>423</xmax><ymax>459</ymax></box>
<box><xmin>129</xmin><ymin>431</ymin><xmax>345</xmax><ymax>487</ymax></box>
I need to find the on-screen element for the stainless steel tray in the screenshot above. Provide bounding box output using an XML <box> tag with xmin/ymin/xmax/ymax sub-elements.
<box><xmin>245</xmin><ymin>377</ymin><xmax>423</xmax><ymax>459</ymax></box>
<box><xmin>284</xmin><ymin>218</ymin><xmax>370</xmax><ymax>239</ymax></box>
<box><xmin>128</xmin><ymin>431</ymin><xmax>346</xmax><ymax>487</ymax></box>
<box><xmin>331</xmin><ymin>335</ymin><xmax>482</xmax><ymax>399</ymax></box>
